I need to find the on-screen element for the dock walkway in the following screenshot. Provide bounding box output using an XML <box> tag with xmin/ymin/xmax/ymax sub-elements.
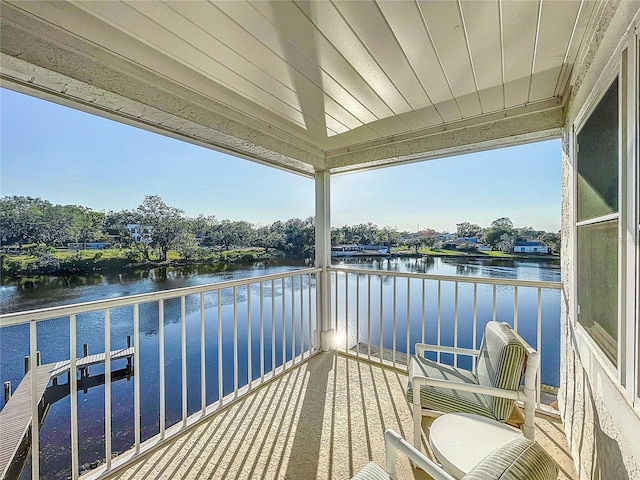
<box><xmin>0</xmin><ymin>347</ymin><xmax>134</xmax><ymax>478</ymax></box>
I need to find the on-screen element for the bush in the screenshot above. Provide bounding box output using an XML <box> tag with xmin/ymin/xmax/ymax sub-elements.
<box><xmin>35</xmin><ymin>252</ymin><xmax>61</xmax><ymax>273</ymax></box>
<box><xmin>1</xmin><ymin>255</ymin><xmax>28</xmax><ymax>276</ymax></box>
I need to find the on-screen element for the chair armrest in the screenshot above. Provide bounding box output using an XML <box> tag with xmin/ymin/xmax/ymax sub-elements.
<box><xmin>410</xmin><ymin>375</ymin><xmax>522</xmax><ymax>404</ymax></box>
<box><xmin>384</xmin><ymin>429</ymin><xmax>456</xmax><ymax>480</ymax></box>
<box><xmin>415</xmin><ymin>343</ymin><xmax>480</xmax><ymax>357</ymax></box>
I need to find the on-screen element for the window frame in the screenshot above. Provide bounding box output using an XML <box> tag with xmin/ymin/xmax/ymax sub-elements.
<box><xmin>634</xmin><ymin>30</ymin><xmax>640</xmax><ymax>410</ymax></box>
<box><xmin>573</xmin><ymin>67</ymin><xmax>622</xmax><ymax>377</ymax></box>
<box><xmin>572</xmin><ymin>21</ymin><xmax>640</xmax><ymax>412</ymax></box>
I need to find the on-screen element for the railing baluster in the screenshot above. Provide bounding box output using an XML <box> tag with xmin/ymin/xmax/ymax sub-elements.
<box><xmin>437</xmin><ymin>280</ymin><xmax>442</xmax><ymax>363</ymax></box>
<box><xmin>30</xmin><ymin>321</ymin><xmax>39</xmax><ymax>480</ymax></box>
<box><xmin>367</xmin><ymin>274</ymin><xmax>372</xmax><ymax>361</ymax></box>
<box><xmin>514</xmin><ymin>286</ymin><xmax>519</xmax><ymax>332</ymax></box>
<box><xmin>406</xmin><ymin>277</ymin><xmax>411</xmax><ymax>363</ymax></box>
<box><xmin>282</xmin><ymin>278</ymin><xmax>286</xmax><ymax>368</ymax></box>
<box><xmin>217</xmin><ymin>290</ymin><xmax>223</xmax><ymax>408</ymax></box>
<box><xmin>291</xmin><ymin>276</ymin><xmax>296</xmax><ymax>364</ymax></box>
<box><xmin>70</xmin><ymin>314</ymin><xmax>79</xmax><ymax>479</ymax></box>
<box><xmin>133</xmin><ymin>305</ymin><xmax>141</xmax><ymax>452</ymax></box>
<box><xmin>300</xmin><ymin>274</ymin><xmax>304</xmax><ymax>359</ymax></box>
<box><xmin>453</xmin><ymin>283</ymin><xmax>459</xmax><ymax>367</ymax></box>
<box><xmin>105</xmin><ymin>308</ymin><xmax>112</xmax><ymax>469</ymax></box>
<box><xmin>379</xmin><ymin>274</ymin><xmax>383</xmax><ymax>365</ymax></box>
<box><xmin>492</xmin><ymin>284</ymin><xmax>497</xmax><ymax>321</ymax></box>
<box><xmin>392</xmin><ymin>276</ymin><xmax>397</xmax><ymax>368</ymax></box>
<box><xmin>159</xmin><ymin>299</ymin><xmax>165</xmax><ymax>440</ymax></box>
<box><xmin>345</xmin><ymin>273</ymin><xmax>349</xmax><ymax>353</ymax></box>
<box><xmin>356</xmin><ymin>274</ymin><xmax>360</xmax><ymax>358</ymax></box>
<box><xmin>181</xmin><ymin>297</ymin><xmax>187</xmax><ymax>426</ymax></box>
<box><xmin>335</xmin><ymin>272</ymin><xmax>339</xmax><ymax>341</ymax></box>
<box><xmin>473</xmin><ymin>284</ymin><xmax>478</xmax><ymax>351</ymax></box>
<box><xmin>421</xmin><ymin>278</ymin><xmax>426</xmax><ymax>344</ymax></box>
<box><xmin>260</xmin><ymin>282</ymin><xmax>265</xmax><ymax>381</ymax></box>
<box><xmin>247</xmin><ymin>284</ymin><xmax>252</xmax><ymax>387</ymax></box>
<box><xmin>271</xmin><ymin>280</ymin><xmax>276</xmax><ymax>373</ymax></box>
<box><xmin>200</xmin><ymin>293</ymin><xmax>206</xmax><ymax>416</ymax></box>
<box><xmin>308</xmin><ymin>273</ymin><xmax>312</xmax><ymax>354</ymax></box>
<box><xmin>233</xmin><ymin>287</ymin><xmax>238</xmax><ymax>396</ymax></box>
<box><xmin>537</xmin><ymin>288</ymin><xmax>542</xmax><ymax>408</ymax></box>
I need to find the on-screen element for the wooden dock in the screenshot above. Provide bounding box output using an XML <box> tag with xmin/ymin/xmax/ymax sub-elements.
<box><xmin>0</xmin><ymin>347</ymin><xmax>134</xmax><ymax>479</ymax></box>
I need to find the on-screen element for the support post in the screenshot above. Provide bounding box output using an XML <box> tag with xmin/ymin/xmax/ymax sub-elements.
<box><xmin>315</xmin><ymin>170</ymin><xmax>334</xmax><ymax>351</ymax></box>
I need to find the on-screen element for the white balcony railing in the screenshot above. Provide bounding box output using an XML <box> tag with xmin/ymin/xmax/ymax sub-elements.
<box><xmin>329</xmin><ymin>266</ymin><xmax>562</xmax><ymax>410</ymax></box>
<box><xmin>0</xmin><ymin>268</ymin><xmax>320</xmax><ymax>480</ymax></box>
<box><xmin>0</xmin><ymin>265</ymin><xmax>562</xmax><ymax>479</ymax></box>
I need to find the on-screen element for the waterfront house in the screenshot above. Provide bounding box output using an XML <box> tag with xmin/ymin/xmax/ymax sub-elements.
<box><xmin>0</xmin><ymin>1</ymin><xmax>638</xmax><ymax>479</ymax></box>
<box><xmin>513</xmin><ymin>241</ymin><xmax>552</xmax><ymax>255</ymax></box>
<box><xmin>125</xmin><ymin>224</ymin><xmax>153</xmax><ymax>244</ymax></box>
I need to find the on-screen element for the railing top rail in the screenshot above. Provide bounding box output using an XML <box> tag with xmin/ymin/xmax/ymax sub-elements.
<box><xmin>328</xmin><ymin>266</ymin><xmax>561</xmax><ymax>290</ymax></box>
<box><xmin>0</xmin><ymin>267</ymin><xmax>321</xmax><ymax>327</ymax></box>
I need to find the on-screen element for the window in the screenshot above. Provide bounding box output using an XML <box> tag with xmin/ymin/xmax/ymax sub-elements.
<box><xmin>576</xmin><ymin>78</ymin><xmax>619</xmax><ymax>366</ymax></box>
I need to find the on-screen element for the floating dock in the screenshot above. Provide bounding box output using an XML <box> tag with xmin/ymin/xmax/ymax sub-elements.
<box><xmin>0</xmin><ymin>347</ymin><xmax>134</xmax><ymax>479</ymax></box>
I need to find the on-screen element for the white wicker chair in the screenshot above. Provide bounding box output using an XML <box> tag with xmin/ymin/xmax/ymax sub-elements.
<box><xmin>406</xmin><ymin>321</ymin><xmax>539</xmax><ymax>450</ymax></box>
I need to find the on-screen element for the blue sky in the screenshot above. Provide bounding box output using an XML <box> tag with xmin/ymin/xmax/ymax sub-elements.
<box><xmin>1</xmin><ymin>88</ymin><xmax>561</xmax><ymax>232</ymax></box>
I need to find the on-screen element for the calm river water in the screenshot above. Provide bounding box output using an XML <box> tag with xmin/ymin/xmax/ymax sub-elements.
<box><xmin>0</xmin><ymin>256</ymin><xmax>560</xmax><ymax>479</ymax></box>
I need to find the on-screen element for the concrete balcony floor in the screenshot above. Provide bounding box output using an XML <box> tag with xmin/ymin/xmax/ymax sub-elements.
<box><xmin>110</xmin><ymin>352</ymin><xmax>577</xmax><ymax>480</ymax></box>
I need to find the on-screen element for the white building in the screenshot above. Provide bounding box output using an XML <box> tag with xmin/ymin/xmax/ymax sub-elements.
<box><xmin>513</xmin><ymin>242</ymin><xmax>551</xmax><ymax>254</ymax></box>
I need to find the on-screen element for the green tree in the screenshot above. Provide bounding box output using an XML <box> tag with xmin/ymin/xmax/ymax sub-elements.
<box><xmin>0</xmin><ymin>196</ymin><xmax>51</xmax><ymax>246</ymax></box>
<box><xmin>283</xmin><ymin>217</ymin><xmax>314</xmax><ymax>255</ymax></box>
<box><xmin>375</xmin><ymin>226</ymin><xmax>400</xmax><ymax>247</ymax></box>
<box><xmin>484</xmin><ymin>217</ymin><xmax>515</xmax><ymax>249</ymax></box>
<box><xmin>406</xmin><ymin>237</ymin><xmax>424</xmax><ymax>254</ymax></box>
<box><xmin>209</xmin><ymin>220</ymin><xmax>255</xmax><ymax>251</ymax></box>
<box><xmin>67</xmin><ymin>206</ymin><xmax>105</xmax><ymax>248</ymax></box>
<box><xmin>456</xmin><ymin>222</ymin><xmax>483</xmax><ymax>239</ymax></box>
<box><xmin>497</xmin><ymin>233</ymin><xmax>517</xmax><ymax>253</ymax></box>
<box><xmin>536</xmin><ymin>231</ymin><xmax>561</xmax><ymax>254</ymax></box>
<box><xmin>253</xmin><ymin>224</ymin><xmax>285</xmax><ymax>253</ymax></box>
<box><xmin>136</xmin><ymin>195</ymin><xmax>188</xmax><ymax>261</ymax></box>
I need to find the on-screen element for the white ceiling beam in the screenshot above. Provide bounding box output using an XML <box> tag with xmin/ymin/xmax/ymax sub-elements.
<box><xmin>326</xmin><ymin>100</ymin><xmax>563</xmax><ymax>174</ymax></box>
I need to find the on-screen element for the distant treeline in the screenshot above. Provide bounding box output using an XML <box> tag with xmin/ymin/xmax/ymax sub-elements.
<box><xmin>0</xmin><ymin>195</ymin><xmax>560</xmax><ymax>262</ymax></box>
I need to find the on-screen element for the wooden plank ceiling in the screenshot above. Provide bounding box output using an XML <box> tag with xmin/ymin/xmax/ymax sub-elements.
<box><xmin>0</xmin><ymin>0</ymin><xmax>599</xmax><ymax>175</ymax></box>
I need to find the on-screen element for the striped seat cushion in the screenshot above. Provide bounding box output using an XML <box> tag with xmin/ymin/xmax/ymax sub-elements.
<box><xmin>463</xmin><ymin>436</ymin><xmax>559</xmax><ymax>480</ymax></box>
<box><xmin>476</xmin><ymin>322</ymin><xmax>527</xmax><ymax>421</ymax></box>
<box><xmin>350</xmin><ymin>461</ymin><xmax>390</xmax><ymax>480</ymax></box>
<box><xmin>406</xmin><ymin>356</ymin><xmax>494</xmax><ymax>419</ymax></box>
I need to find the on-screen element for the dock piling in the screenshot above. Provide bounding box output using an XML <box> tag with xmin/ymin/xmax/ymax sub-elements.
<box><xmin>81</xmin><ymin>344</ymin><xmax>89</xmax><ymax>377</ymax></box>
<box><xmin>3</xmin><ymin>381</ymin><xmax>11</xmax><ymax>403</ymax></box>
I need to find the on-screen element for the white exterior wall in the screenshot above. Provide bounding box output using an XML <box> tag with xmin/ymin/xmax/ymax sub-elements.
<box><xmin>513</xmin><ymin>245</ymin><xmax>550</xmax><ymax>254</ymax></box>
<box><xmin>560</xmin><ymin>2</ymin><xmax>640</xmax><ymax>479</ymax></box>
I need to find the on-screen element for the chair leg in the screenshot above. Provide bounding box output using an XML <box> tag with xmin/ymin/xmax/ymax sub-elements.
<box><xmin>413</xmin><ymin>402</ymin><xmax>422</xmax><ymax>451</ymax></box>
<box><xmin>523</xmin><ymin>399</ymin><xmax>535</xmax><ymax>441</ymax></box>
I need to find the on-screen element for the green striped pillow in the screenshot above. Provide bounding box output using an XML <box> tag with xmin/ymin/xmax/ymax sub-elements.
<box><xmin>349</xmin><ymin>462</ymin><xmax>390</xmax><ymax>480</ymax></box>
<box><xmin>476</xmin><ymin>322</ymin><xmax>527</xmax><ymax>421</ymax></box>
<box><xmin>464</xmin><ymin>436</ymin><xmax>559</xmax><ymax>480</ymax></box>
